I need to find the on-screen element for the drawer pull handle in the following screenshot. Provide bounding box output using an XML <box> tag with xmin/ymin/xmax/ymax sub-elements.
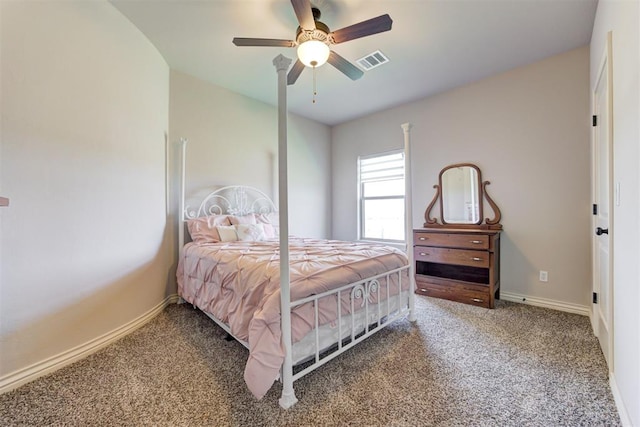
<box><xmin>420</xmin><ymin>252</ymin><xmax>428</xmax><ymax>256</ymax></box>
<box><xmin>471</xmin><ymin>298</ymin><xmax>483</xmax><ymax>303</ymax></box>
<box><xmin>419</xmin><ymin>237</ymin><xmax>427</xmax><ymax>241</ymax></box>
<box><xmin>472</xmin><ymin>257</ymin><xmax>482</xmax><ymax>261</ymax></box>
<box><xmin>470</xmin><ymin>240</ymin><xmax>483</xmax><ymax>244</ymax></box>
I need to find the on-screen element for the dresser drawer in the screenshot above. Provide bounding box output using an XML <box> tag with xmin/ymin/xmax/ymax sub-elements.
<box><xmin>415</xmin><ymin>277</ymin><xmax>491</xmax><ymax>308</ymax></box>
<box><xmin>414</xmin><ymin>232</ymin><xmax>489</xmax><ymax>250</ymax></box>
<box><xmin>414</xmin><ymin>246</ymin><xmax>490</xmax><ymax>268</ymax></box>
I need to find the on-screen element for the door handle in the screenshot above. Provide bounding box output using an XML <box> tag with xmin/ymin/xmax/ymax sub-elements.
<box><xmin>596</xmin><ymin>227</ymin><xmax>609</xmax><ymax>235</ymax></box>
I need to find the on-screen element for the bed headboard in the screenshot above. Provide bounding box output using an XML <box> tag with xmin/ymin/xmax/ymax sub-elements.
<box><xmin>179</xmin><ymin>185</ymin><xmax>278</xmax><ymax>250</ymax></box>
<box><xmin>183</xmin><ymin>185</ymin><xmax>277</xmax><ymax>220</ymax></box>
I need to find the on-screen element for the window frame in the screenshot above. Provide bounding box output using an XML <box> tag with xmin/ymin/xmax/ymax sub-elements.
<box><xmin>357</xmin><ymin>149</ymin><xmax>405</xmax><ymax>244</ymax></box>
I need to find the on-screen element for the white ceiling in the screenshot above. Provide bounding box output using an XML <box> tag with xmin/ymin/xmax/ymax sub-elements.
<box><xmin>111</xmin><ymin>0</ymin><xmax>597</xmax><ymax>126</ymax></box>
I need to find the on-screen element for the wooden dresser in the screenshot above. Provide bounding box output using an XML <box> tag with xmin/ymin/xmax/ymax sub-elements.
<box><xmin>413</xmin><ymin>228</ymin><xmax>501</xmax><ymax>308</ymax></box>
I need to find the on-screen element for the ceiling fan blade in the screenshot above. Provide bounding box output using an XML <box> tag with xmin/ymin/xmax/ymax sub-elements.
<box><xmin>232</xmin><ymin>38</ymin><xmax>295</xmax><ymax>47</ymax></box>
<box><xmin>287</xmin><ymin>59</ymin><xmax>305</xmax><ymax>85</ymax></box>
<box><xmin>327</xmin><ymin>51</ymin><xmax>364</xmax><ymax>81</ymax></box>
<box><xmin>291</xmin><ymin>0</ymin><xmax>316</xmax><ymax>31</ymax></box>
<box><xmin>329</xmin><ymin>14</ymin><xmax>393</xmax><ymax>44</ymax></box>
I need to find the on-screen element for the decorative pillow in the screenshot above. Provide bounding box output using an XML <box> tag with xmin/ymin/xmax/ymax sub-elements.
<box><xmin>262</xmin><ymin>223</ymin><xmax>276</xmax><ymax>239</ymax></box>
<box><xmin>255</xmin><ymin>213</ymin><xmax>279</xmax><ymax>238</ymax></box>
<box><xmin>229</xmin><ymin>214</ymin><xmax>257</xmax><ymax>225</ymax></box>
<box><xmin>186</xmin><ymin>215</ymin><xmax>231</xmax><ymax>243</ymax></box>
<box><xmin>236</xmin><ymin>223</ymin><xmax>266</xmax><ymax>241</ymax></box>
<box><xmin>216</xmin><ymin>225</ymin><xmax>238</xmax><ymax>242</ymax></box>
<box><xmin>255</xmin><ymin>212</ymin><xmax>278</xmax><ymax>224</ymax></box>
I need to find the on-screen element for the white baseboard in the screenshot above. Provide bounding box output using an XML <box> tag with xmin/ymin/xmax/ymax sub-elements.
<box><xmin>0</xmin><ymin>294</ymin><xmax>180</xmax><ymax>394</ymax></box>
<box><xmin>500</xmin><ymin>292</ymin><xmax>591</xmax><ymax>317</ymax></box>
<box><xmin>609</xmin><ymin>373</ymin><xmax>633</xmax><ymax>427</ymax></box>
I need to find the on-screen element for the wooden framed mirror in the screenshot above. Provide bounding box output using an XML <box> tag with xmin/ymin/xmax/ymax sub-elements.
<box><xmin>424</xmin><ymin>163</ymin><xmax>502</xmax><ymax>229</ymax></box>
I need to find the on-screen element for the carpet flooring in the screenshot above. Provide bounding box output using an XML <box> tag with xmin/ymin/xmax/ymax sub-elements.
<box><xmin>0</xmin><ymin>296</ymin><xmax>620</xmax><ymax>426</ymax></box>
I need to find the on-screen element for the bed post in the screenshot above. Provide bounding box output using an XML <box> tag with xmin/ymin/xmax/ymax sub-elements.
<box><xmin>401</xmin><ymin>123</ymin><xmax>417</xmax><ymax>322</ymax></box>
<box><xmin>178</xmin><ymin>138</ymin><xmax>188</xmax><ymax>260</ymax></box>
<box><xmin>273</xmin><ymin>54</ymin><xmax>297</xmax><ymax>409</ymax></box>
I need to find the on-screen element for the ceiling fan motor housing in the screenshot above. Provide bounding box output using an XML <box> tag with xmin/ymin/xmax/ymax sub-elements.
<box><xmin>296</xmin><ymin>20</ymin><xmax>331</xmax><ymax>45</ymax></box>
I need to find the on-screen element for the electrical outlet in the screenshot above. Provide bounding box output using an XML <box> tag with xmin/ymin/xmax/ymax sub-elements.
<box><xmin>539</xmin><ymin>270</ymin><xmax>548</xmax><ymax>282</ymax></box>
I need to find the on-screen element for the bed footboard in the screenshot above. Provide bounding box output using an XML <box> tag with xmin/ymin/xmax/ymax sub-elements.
<box><xmin>281</xmin><ymin>264</ymin><xmax>412</xmax><ymax>398</ymax></box>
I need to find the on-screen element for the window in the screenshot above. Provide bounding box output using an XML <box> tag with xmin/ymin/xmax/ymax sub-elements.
<box><xmin>358</xmin><ymin>151</ymin><xmax>405</xmax><ymax>242</ymax></box>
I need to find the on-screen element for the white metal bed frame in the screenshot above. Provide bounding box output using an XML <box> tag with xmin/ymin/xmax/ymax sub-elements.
<box><xmin>177</xmin><ymin>54</ymin><xmax>416</xmax><ymax>409</ymax></box>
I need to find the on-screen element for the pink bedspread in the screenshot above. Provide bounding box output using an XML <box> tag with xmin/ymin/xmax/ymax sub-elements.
<box><xmin>177</xmin><ymin>237</ymin><xmax>409</xmax><ymax>399</ymax></box>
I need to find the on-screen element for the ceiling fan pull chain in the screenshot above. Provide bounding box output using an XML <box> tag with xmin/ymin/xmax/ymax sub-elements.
<box><xmin>312</xmin><ymin>64</ymin><xmax>317</xmax><ymax>104</ymax></box>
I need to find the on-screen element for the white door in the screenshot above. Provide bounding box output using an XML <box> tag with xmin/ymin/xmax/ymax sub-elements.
<box><xmin>592</xmin><ymin>33</ymin><xmax>613</xmax><ymax>368</ymax></box>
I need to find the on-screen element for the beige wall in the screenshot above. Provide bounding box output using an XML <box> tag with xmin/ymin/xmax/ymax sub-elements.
<box><xmin>591</xmin><ymin>1</ymin><xmax>640</xmax><ymax>425</ymax></box>
<box><xmin>0</xmin><ymin>1</ymin><xmax>170</xmax><ymax>380</ymax></box>
<box><xmin>332</xmin><ymin>47</ymin><xmax>591</xmax><ymax>308</ymax></box>
<box><xmin>167</xmin><ymin>71</ymin><xmax>332</xmax><ymax>291</ymax></box>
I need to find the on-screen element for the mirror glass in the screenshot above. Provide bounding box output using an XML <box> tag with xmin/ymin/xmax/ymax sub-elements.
<box><xmin>441</xmin><ymin>165</ymin><xmax>481</xmax><ymax>224</ymax></box>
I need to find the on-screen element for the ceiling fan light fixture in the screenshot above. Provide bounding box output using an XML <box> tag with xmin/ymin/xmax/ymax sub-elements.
<box><xmin>297</xmin><ymin>40</ymin><xmax>330</xmax><ymax>67</ymax></box>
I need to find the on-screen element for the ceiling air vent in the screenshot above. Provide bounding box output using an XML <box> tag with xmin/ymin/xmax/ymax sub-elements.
<box><xmin>356</xmin><ymin>50</ymin><xmax>389</xmax><ymax>71</ymax></box>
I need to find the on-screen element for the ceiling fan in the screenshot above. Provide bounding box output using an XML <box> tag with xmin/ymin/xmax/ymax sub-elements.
<box><xmin>232</xmin><ymin>0</ymin><xmax>392</xmax><ymax>85</ymax></box>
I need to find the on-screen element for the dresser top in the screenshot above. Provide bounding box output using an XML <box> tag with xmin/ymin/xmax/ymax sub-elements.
<box><xmin>414</xmin><ymin>228</ymin><xmax>501</xmax><ymax>236</ymax></box>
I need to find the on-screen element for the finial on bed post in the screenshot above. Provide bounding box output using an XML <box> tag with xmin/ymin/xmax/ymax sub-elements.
<box><xmin>401</xmin><ymin>123</ymin><xmax>417</xmax><ymax>322</ymax></box>
<box><xmin>273</xmin><ymin>54</ymin><xmax>291</xmax><ymax>72</ymax></box>
<box><xmin>273</xmin><ymin>54</ymin><xmax>298</xmax><ymax>410</ymax></box>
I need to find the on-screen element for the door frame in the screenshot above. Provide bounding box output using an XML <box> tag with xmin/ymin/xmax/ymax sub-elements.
<box><xmin>591</xmin><ymin>31</ymin><xmax>614</xmax><ymax>370</ymax></box>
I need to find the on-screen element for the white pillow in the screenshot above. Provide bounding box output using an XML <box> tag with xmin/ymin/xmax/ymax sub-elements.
<box><xmin>236</xmin><ymin>223</ymin><xmax>265</xmax><ymax>241</ymax></box>
<box><xmin>255</xmin><ymin>213</ymin><xmax>279</xmax><ymax>238</ymax></box>
<box><xmin>216</xmin><ymin>225</ymin><xmax>238</xmax><ymax>242</ymax></box>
